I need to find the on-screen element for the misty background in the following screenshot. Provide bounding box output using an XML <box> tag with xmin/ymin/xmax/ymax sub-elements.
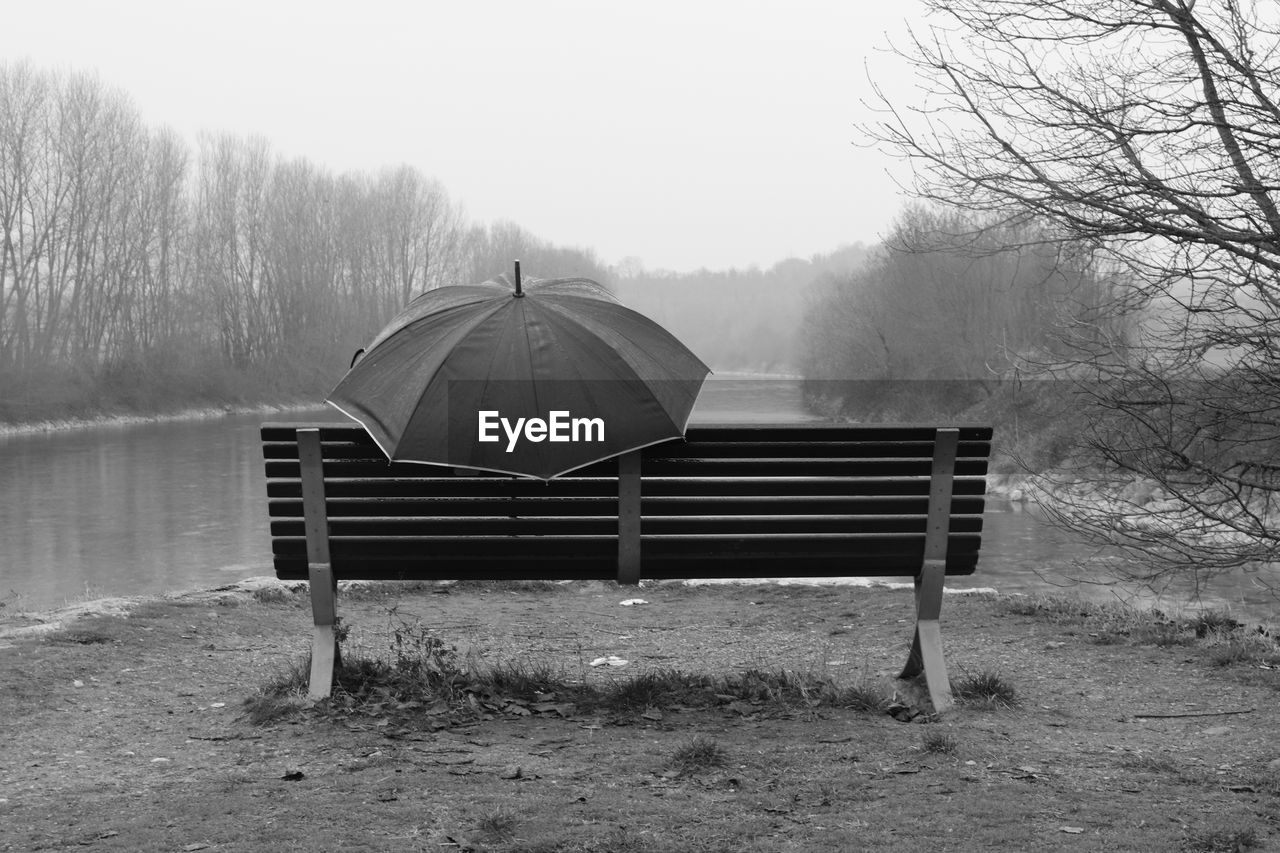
<box><xmin>0</xmin><ymin>61</ymin><xmax>890</xmax><ymax>422</ymax></box>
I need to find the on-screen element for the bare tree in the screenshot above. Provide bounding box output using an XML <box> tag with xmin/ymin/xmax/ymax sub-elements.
<box><xmin>868</xmin><ymin>0</ymin><xmax>1280</xmax><ymax>587</ymax></box>
<box><xmin>0</xmin><ymin>61</ymin><xmax>52</xmax><ymax>371</ymax></box>
<box><xmin>192</xmin><ymin>133</ymin><xmax>273</xmax><ymax>368</ymax></box>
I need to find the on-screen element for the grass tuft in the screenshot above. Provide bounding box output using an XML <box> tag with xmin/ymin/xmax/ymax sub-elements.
<box><xmin>953</xmin><ymin>670</ymin><xmax>1018</xmax><ymax>708</ymax></box>
<box><xmin>921</xmin><ymin>729</ymin><xmax>958</xmax><ymax>755</ymax></box>
<box><xmin>1207</xmin><ymin>634</ymin><xmax>1280</xmax><ymax>667</ymax></box>
<box><xmin>242</xmin><ymin>658</ymin><xmax>310</xmax><ymax>725</ymax></box>
<box><xmin>668</xmin><ymin>735</ymin><xmax>727</xmax><ymax>774</ymax></box>
<box><xmin>599</xmin><ymin>668</ymin><xmax>714</xmax><ymax>711</ymax></box>
<box><xmin>473</xmin><ymin>806</ymin><xmax>519</xmax><ymax>845</ymax></box>
<box><xmin>835</xmin><ymin>681</ymin><xmax>891</xmax><ymax>712</ymax></box>
<box><xmin>1187</xmin><ymin>609</ymin><xmax>1243</xmax><ymax>638</ymax></box>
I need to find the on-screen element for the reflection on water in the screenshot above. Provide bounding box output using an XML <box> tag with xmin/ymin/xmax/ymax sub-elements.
<box><xmin>0</xmin><ymin>376</ymin><xmax>1275</xmax><ymax>625</ymax></box>
<box><xmin>0</xmin><ymin>415</ymin><xmax>275</xmax><ymax>611</ymax></box>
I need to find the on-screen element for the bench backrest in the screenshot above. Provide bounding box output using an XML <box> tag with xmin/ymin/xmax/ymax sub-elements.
<box><xmin>261</xmin><ymin>422</ymin><xmax>991</xmax><ymax>584</ymax></box>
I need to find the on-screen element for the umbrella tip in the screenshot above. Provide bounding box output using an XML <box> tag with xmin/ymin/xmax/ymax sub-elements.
<box><xmin>513</xmin><ymin>260</ymin><xmax>524</xmax><ymax>297</ymax></box>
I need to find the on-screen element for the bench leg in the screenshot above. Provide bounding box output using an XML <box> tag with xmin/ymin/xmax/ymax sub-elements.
<box><xmin>307</xmin><ymin>562</ymin><xmax>339</xmax><ymax>700</ymax></box>
<box><xmin>899</xmin><ymin>558</ymin><xmax>953</xmax><ymax>713</ymax></box>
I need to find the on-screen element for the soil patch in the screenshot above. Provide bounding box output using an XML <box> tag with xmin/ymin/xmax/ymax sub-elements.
<box><xmin>1</xmin><ymin>581</ymin><xmax>1277</xmax><ymax>852</ymax></box>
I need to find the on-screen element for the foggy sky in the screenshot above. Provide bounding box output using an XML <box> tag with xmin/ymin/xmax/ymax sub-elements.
<box><xmin>1</xmin><ymin>0</ymin><xmax>921</xmax><ymax>273</ymax></box>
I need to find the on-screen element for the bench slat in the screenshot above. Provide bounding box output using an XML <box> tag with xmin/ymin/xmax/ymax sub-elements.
<box><xmin>268</xmin><ymin>552</ymin><xmax>981</xmax><ymax>581</ymax></box>
<box><xmin>263</xmin><ymin>457</ymin><xmax>989</xmax><ymax>480</ymax></box>
<box><xmin>266</xmin><ymin>495</ymin><xmax>988</xmax><ymax>518</ymax></box>
<box><xmin>271</xmin><ymin>531</ymin><xmax>982</xmax><ymax>557</ymax></box>
<box><xmin>261</xmin><ymin>438</ymin><xmax>993</xmax><ymax>462</ymax></box>
<box><xmin>261</xmin><ymin>422</ymin><xmax>994</xmax><ymax>443</ymax></box>
<box><xmin>265</xmin><ymin>476</ymin><xmax>990</xmax><ymax>500</ymax></box>
<box><xmin>269</xmin><ymin>514</ymin><xmax>985</xmax><ymax>537</ymax></box>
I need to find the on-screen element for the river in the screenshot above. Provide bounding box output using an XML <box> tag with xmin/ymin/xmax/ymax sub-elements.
<box><xmin>2</xmin><ymin>377</ymin><xmax>1276</xmax><ymax>625</ymax></box>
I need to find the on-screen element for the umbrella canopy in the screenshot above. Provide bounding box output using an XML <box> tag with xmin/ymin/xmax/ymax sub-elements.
<box><xmin>328</xmin><ymin>270</ymin><xmax>711</xmax><ymax>479</ymax></box>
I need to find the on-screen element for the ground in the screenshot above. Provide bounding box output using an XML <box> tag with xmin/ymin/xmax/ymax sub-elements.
<box><xmin>0</xmin><ymin>581</ymin><xmax>1277</xmax><ymax>852</ymax></box>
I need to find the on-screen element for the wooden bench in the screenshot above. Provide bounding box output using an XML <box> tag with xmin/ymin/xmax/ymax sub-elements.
<box><xmin>260</xmin><ymin>422</ymin><xmax>992</xmax><ymax>712</ymax></box>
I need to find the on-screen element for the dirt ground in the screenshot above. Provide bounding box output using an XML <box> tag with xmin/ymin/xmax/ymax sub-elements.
<box><xmin>1</xmin><ymin>580</ymin><xmax>1277</xmax><ymax>852</ymax></box>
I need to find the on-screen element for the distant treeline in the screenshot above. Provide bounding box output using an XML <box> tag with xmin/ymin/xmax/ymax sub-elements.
<box><xmin>0</xmin><ymin>62</ymin><xmax>608</xmax><ymax>422</ymax></box>
<box><xmin>613</xmin><ymin>244</ymin><xmax>870</xmax><ymax>373</ymax></box>
<box><xmin>798</xmin><ymin>206</ymin><xmax>1130</xmax><ymax>420</ymax></box>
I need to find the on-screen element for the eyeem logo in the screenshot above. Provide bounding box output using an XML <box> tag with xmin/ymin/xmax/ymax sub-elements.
<box><xmin>478</xmin><ymin>410</ymin><xmax>605</xmax><ymax>452</ymax></box>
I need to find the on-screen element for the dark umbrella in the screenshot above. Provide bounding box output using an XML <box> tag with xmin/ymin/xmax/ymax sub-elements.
<box><xmin>328</xmin><ymin>264</ymin><xmax>711</xmax><ymax>479</ymax></box>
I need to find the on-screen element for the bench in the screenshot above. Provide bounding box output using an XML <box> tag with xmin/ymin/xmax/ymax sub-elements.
<box><xmin>260</xmin><ymin>422</ymin><xmax>992</xmax><ymax>712</ymax></box>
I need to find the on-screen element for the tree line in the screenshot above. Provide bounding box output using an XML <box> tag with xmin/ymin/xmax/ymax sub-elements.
<box><xmin>799</xmin><ymin>206</ymin><xmax>1130</xmax><ymax>416</ymax></box>
<box><xmin>0</xmin><ymin>61</ymin><xmax>607</xmax><ymax>418</ymax></box>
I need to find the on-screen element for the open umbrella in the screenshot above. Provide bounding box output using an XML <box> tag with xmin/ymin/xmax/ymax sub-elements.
<box><xmin>328</xmin><ymin>264</ymin><xmax>711</xmax><ymax>479</ymax></box>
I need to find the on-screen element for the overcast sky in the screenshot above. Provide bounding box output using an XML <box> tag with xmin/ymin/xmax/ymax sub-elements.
<box><xmin>1</xmin><ymin>1</ymin><xmax>923</xmax><ymax>273</ymax></box>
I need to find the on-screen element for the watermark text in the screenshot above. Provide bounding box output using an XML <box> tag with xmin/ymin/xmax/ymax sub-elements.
<box><xmin>477</xmin><ymin>410</ymin><xmax>605</xmax><ymax>452</ymax></box>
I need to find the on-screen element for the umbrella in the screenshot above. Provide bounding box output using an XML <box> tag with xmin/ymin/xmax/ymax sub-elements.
<box><xmin>328</xmin><ymin>264</ymin><xmax>711</xmax><ymax>479</ymax></box>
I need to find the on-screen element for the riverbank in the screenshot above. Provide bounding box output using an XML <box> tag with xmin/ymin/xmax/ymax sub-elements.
<box><xmin>0</xmin><ymin>400</ymin><xmax>326</xmax><ymax>439</ymax></box>
<box><xmin>2</xmin><ymin>580</ymin><xmax>1277</xmax><ymax>852</ymax></box>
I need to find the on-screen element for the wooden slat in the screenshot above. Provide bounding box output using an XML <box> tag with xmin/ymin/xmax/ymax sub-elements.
<box><xmin>267</xmin><ymin>495</ymin><xmax>988</xmax><ymax>518</ymax></box>
<box><xmin>261</xmin><ymin>422</ymin><xmax>994</xmax><ymax>443</ymax></box>
<box><xmin>270</xmin><ymin>515</ymin><xmax>985</xmax><ymax>538</ymax></box>
<box><xmin>261</xmin><ymin>438</ymin><xmax>993</xmax><ymax>462</ymax></box>
<box><xmin>266</xmin><ymin>476</ymin><xmax>990</xmax><ymax>500</ymax></box>
<box><xmin>264</xmin><ymin>457</ymin><xmax>989</xmax><ymax>480</ymax></box>
<box><xmin>683</xmin><ymin>424</ymin><xmax>993</xmax><ymax>442</ymax></box>
<box><xmin>271</xmin><ymin>532</ymin><xmax>982</xmax><ymax>560</ymax></box>
<box><xmin>269</xmin><ymin>552</ymin><xmax>980</xmax><ymax>581</ymax></box>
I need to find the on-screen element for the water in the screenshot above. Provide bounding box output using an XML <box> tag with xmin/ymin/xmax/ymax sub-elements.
<box><xmin>1</xmin><ymin>377</ymin><xmax>1276</xmax><ymax>625</ymax></box>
